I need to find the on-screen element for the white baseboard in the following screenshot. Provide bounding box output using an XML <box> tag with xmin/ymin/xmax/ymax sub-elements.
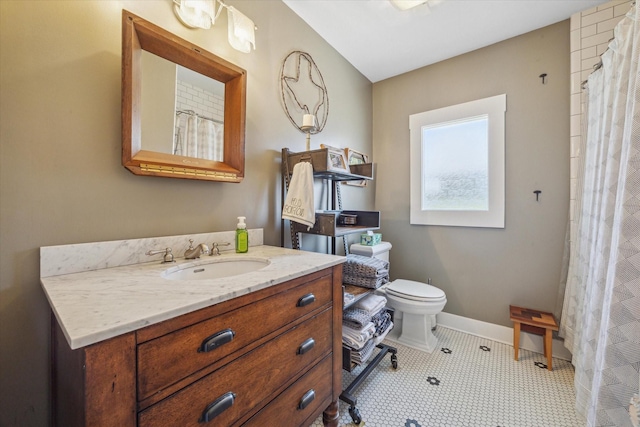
<box><xmin>437</xmin><ymin>311</ymin><xmax>573</xmax><ymax>362</ymax></box>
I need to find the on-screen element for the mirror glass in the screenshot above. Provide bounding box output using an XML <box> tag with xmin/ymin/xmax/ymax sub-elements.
<box><xmin>141</xmin><ymin>51</ymin><xmax>226</xmax><ymax>161</ymax></box>
<box><xmin>123</xmin><ymin>10</ymin><xmax>246</xmax><ymax>182</ymax></box>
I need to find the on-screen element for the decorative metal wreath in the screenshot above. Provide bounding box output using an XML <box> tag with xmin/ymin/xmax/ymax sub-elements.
<box><xmin>279</xmin><ymin>50</ymin><xmax>329</xmax><ymax>135</ymax></box>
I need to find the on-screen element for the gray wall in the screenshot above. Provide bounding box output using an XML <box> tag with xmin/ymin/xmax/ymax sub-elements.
<box><xmin>0</xmin><ymin>1</ymin><xmax>373</xmax><ymax>425</ymax></box>
<box><xmin>373</xmin><ymin>21</ymin><xmax>570</xmax><ymax>328</ymax></box>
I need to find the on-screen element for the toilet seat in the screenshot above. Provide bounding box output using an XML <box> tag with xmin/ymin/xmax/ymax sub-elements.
<box><xmin>386</xmin><ymin>279</ymin><xmax>446</xmax><ymax>302</ymax></box>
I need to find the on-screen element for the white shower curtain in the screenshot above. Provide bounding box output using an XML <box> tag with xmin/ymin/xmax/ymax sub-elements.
<box><xmin>560</xmin><ymin>4</ymin><xmax>639</xmax><ymax>427</ymax></box>
<box><xmin>174</xmin><ymin>112</ymin><xmax>224</xmax><ymax>161</ymax></box>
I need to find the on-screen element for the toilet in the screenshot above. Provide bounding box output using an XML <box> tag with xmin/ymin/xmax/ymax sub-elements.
<box><xmin>350</xmin><ymin>242</ymin><xmax>447</xmax><ymax>353</ymax></box>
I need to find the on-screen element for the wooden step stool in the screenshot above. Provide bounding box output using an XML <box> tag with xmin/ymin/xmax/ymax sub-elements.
<box><xmin>509</xmin><ymin>305</ymin><xmax>558</xmax><ymax>371</ymax></box>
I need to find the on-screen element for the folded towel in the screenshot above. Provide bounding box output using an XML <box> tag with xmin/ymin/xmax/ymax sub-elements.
<box><xmin>350</xmin><ymin>339</ymin><xmax>376</xmax><ymax>365</ymax></box>
<box><xmin>373</xmin><ymin>321</ymin><xmax>393</xmax><ymax>346</ymax></box>
<box><xmin>372</xmin><ymin>310</ymin><xmax>392</xmax><ymax>336</ymax></box>
<box><xmin>342</xmin><ymin>322</ymin><xmax>375</xmax><ymax>350</ymax></box>
<box><xmin>353</xmin><ymin>294</ymin><xmax>387</xmax><ymax>315</ymax></box>
<box><xmin>344</xmin><ymin>292</ymin><xmax>356</xmax><ymax>306</ymax></box>
<box><xmin>343</xmin><ymin>254</ymin><xmax>389</xmax><ymax>278</ymax></box>
<box><xmin>343</xmin><ymin>274</ymin><xmax>389</xmax><ymax>289</ymax></box>
<box><xmin>282</xmin><ymin>162</ymin><xmax>315</xmax><ymax>229</ymax></box>
<box><xmin>343</xmin><ymin>307</ymin><xmax>373</xmax><ymax>329</ymax></box>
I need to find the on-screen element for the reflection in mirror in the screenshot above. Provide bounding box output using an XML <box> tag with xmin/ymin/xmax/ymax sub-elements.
<box><xmin>123</xmin><ymin>10</ymin><xmax>246</xmax><ymax>182</ymax></box>
<box><xmin>141</xmin><ymin>51</ymin><xmax>225</xmax><ymax>161</ymax></box>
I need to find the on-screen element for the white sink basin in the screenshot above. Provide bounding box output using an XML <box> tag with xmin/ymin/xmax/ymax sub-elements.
<box><xmin>163</xmin><ymin>258</ymin><xmax>270</xmax><ymax>281</ymax></box>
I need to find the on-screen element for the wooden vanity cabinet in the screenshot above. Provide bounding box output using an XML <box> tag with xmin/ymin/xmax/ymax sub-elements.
<box><xmin>51</xmin><ymin>265</ymin><xmax>343</xmax><ymax>427</ymax></box>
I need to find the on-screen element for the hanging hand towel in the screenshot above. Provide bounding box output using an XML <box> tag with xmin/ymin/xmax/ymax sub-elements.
<box><xmin>282</xmin><ymin>162</ymin><xmax>315</xmax><ymax>229</ymax></box>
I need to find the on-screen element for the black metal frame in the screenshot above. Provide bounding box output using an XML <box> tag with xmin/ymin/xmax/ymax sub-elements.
<box><xmin>281</xmin><ymin>147</ymin><xmax>397</xmax><ymax>424</ymax></box>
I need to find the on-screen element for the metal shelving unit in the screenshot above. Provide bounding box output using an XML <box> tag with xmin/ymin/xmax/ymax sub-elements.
<box><xmin>281</xmin><ymin>147</ymin><xmax>378</xmax><ymax>253</ymax></box>
<box><xmin>281</xmin><ymin>148</ymin><xmax>397</xmax><ymax>425</ymax></box>
<box><xmin>341</xmin><ymin>285</ymin><xmax>397</xmax><ymax>424</ymax></box>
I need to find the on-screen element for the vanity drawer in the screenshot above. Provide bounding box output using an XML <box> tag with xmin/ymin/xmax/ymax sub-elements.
<box><xmin>137</xmin><ymin>274</ymin><xmax>332</xmax><ymax>400</ymax></box>
<box><xmin>243</xmin><ymin>355</ymin><xmax>333</xmax><ymax>427</ymax></box>
<box><xmin>138</xmin><ymin>308</ymin><xmax>333</xmax><ymax>427</ymax></box>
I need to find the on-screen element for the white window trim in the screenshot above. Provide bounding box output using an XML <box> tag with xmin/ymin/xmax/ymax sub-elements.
<box><xmin>409</xmin><ymin>94</ymin><xmax>506</xmax><ymax>228</ymax></box>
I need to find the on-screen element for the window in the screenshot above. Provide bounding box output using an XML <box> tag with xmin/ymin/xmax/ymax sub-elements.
<box><xmin>410</xmin><ymin>94</ymin><xmax>506</xmax><ymax>228</ymax></box>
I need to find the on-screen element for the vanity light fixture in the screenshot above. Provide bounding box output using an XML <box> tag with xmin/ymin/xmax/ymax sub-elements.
<box><xmin>173</xmin><ymin>0</ymin><xmax>217</xmax><ymax>29</ymax></box>
<box><xmin>173</xmin><ymin>0</ymin><xmax>256</xmax><ymax>53</ymax></box>
<box><xmin>226</xmin><ymin>4</ymin><xmax>255</xmax><ymax>53</ymax></box>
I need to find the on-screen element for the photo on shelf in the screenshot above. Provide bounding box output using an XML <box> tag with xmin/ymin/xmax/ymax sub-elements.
<box><xmin>344</xmin><ymin>148</ymin><xmax>369</xmax><ymax>187</ymax></box>
<box><xmin>320</xmin><ymin>144</ymin><xmax>350</xmax><ymax>174</ymax></box>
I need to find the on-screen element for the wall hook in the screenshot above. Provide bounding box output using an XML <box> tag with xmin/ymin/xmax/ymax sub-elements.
<box><xmin>539</xmin><ymin>73</ymin><xmax>547</xmax><ymax>84</ymax></box>
<box><xmin>534</xmin><ymin>190</ymin><xmax>542</xmax><ymax>201</ymax></box>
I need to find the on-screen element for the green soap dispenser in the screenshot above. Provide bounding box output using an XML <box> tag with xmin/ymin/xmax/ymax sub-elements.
<box><xmin>235</xmin><ymin>216</ymin><xmax>248</xmax><ymax>253</ymax></box>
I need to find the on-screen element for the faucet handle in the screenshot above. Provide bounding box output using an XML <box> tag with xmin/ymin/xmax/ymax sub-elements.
<box><xmin>146</xmin><ymin>248</ymin><xmax>175</xmax><ymax>264</ymax></box>
<box><xmin>210</xmin><ymin>242</ymin><xmax>231</xmax><ymax>256</ymax></box>
<box><xmin>187</xmin><ymin>239</ymin><xmax>195</xmax><ymax>250</ymax></box>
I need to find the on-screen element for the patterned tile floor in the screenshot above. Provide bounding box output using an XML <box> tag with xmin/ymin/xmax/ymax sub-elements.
<box><xmin>312</xmin><ymin>326</ymin><xmax>583</xmax><ymax>427</ymax></box>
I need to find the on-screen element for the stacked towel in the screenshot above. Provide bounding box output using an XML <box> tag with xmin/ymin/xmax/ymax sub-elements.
<box><xmin>282</xmin><ymin>162</ymin><xmax>315</xmax><ymax>229</ymax></box>
<box><xmin>373</xmin><ymin>321</ymin><xmax>394</xmax><ymax>346</ymax></box>
<box><xmin>350</xmin><ymin>339</ymin><xmax>376</xmax><ymax>365</ymax></box>
<box><xmin>342</xmin><ymin>294</ymin><xmax>394</xmax><ymax>366</ymax></box>
<box><xmin>342</xmin><ymin>254</ymin><xmax>389</xmax><ymax>289</ymax></box>
<box><xmin>343</xmin><ymin>297</ymin><xmax>390</xmax><ymax>333</ymax></box>
<box><xmin>371</xmin><ymin>309</ymin><xmax>392</xmax><ymax>338</ymax></box>
<box><xmin>343</xmin><ymin>307</ymin><xmax>372</xmax><ymax>330</ymax></box>
<box><xmin>342</xmin><ymin>322</ymin><xmax>375</xmax><ymax>350</ymax></box>
<box><xmin>343</xmin><ymin>254</ymin><xmax>389</xmax><ymax>277</ymax></box>
<box><xmin>347</xmin><ymin>322</ymin><xmax>393</xmax><ymax>366</ymax></box>
<box><xmin>343</xmin><ymin>292</ymin><xmax>356</xmax><ymax>306</ymax></box>
<box><xmin>353</xmin><ymin>294</ymin><xmax>387</xmax><ymax>316</ymax></box>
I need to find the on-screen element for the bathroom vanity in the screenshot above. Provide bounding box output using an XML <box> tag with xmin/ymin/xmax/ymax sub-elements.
<box><xmin>41</xmin><ymin>232</ymin><xmax>344</xmax><ymax>427</ymax></box>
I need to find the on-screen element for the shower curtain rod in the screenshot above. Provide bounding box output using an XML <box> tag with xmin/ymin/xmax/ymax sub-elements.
<box><xmin>176</xmin><ymin>109</ymin><xmax>223</xmax><ymax>125</ymax></box>
<box><xmin>581</xmin><ymin>0</ymin><xmax>636</xmax><ymax>89</ymax></box>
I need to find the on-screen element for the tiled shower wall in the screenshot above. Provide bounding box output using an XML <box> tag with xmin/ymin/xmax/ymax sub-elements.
<box><xmin>569</xmin><ymin>0</ymin><xmax>633</xmax><ymax>240</ymax></box>
<box><xmin>176</xmin><ymin>80</ymin><xmax>225</xmax><ymax>122</ymax></box>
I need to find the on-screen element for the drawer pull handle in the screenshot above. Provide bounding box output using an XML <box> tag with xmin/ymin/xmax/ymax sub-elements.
<box><xmin>298</xmin><ymin>389</ymin><xmax>315</xmax><ymax>410</ymax></box>
<box><xmin>199</xmin><ymin>391</ymin><xmax>236</xmax><ymax>423</ymax></box>
<box><xmin>297</xmin><ymin>338</ymin><xmax>315</xmax><ymax>355</ymax></box>
<box><xmin>297</xmin><ymin>293</ymin><xmax>316</xmax><ymax>307</ymax></box>
<box><xmin>198</xmin><ymin>328</ymin><xmax>235</xmax><ymax>353</ymax></box>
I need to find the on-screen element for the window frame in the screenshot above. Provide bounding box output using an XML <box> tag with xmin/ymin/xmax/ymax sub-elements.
<box><xmin>409</xmin><ymin>94</ymin><xmax>507</xmax><ymax>228</ymax></box>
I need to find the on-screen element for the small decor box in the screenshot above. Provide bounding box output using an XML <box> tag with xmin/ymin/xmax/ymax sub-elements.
<box><xmin>360</xmin><ymin>233</ymin><xmax>382</xmax><ymax>246</ymax></box>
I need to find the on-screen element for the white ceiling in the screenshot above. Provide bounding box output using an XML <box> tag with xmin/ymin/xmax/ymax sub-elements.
<box><xmin>282</xmin><ymin>0</ymin><xmax>608</xmax><ymax>83</ymax></box>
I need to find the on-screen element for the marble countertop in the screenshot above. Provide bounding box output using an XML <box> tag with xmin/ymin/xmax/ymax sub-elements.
<box><xmin>41</xmin><ymin>245</ymin><xmax>344</xmax><ymax>350</ymax></box>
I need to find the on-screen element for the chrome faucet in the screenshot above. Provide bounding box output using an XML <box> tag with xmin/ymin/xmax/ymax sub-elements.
<box><xmin>146</xmin><ymin>248</ymin><xmax>175</xmax><ymax>264</ymax></box>
<box><xmin>210</xmin><ymin>242</ymin><xmax>231</xmax><ymax>256</ymax></box>
<box><xmin>184</xmin><ymin>239</ymin><xmax>209</xmax><ymax>259</ymax></box>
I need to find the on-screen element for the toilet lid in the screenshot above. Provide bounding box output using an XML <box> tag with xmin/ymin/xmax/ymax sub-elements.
<box><xmin>386</xmin><ymin>279</ymin><xmax>445</xmax><ymax>301</ymax></box>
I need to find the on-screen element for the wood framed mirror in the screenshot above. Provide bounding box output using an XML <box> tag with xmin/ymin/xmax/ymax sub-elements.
<box><xmin>122</xmin><ymin>10</ymin><xmax>246</xmax><ymax>182</ymax></box>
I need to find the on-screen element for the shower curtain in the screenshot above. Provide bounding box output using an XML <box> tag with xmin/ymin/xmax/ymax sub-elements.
<box><xmin>560</xmin><ymin>4</ymin><xmax>639</xmax><ymax>426</ymax></box>
<box><xmin>173</xmin><ymin>111</ymin><xmax>224</xmax><ymax>161</ymax></box>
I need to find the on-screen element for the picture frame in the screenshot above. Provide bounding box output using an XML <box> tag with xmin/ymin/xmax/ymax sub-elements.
<box><xmin>321</xmin><ymin>144</ymin><xmax>350</xmax><ymax>174</ymax></box>
<box><xmin>344</xmin><ymin>148</ymin><xmax>369</xmax><ymax>187</ymax></box>
<box><xmin>346</xmin><ymin>148</ymin><xmax>367</xmax><ymax>166</ymax></box>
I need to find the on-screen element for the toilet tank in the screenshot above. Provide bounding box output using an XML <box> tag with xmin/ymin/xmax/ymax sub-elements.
<box><xmin>350</xmin><ymin>242</ymin><xmax>392</xmax><ymax>262</ymax></box>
